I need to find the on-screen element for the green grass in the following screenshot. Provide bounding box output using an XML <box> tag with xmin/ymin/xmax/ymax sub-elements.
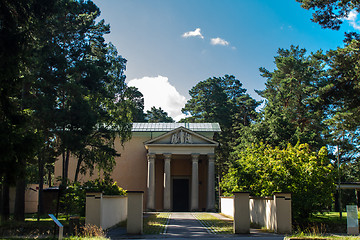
<box><xmin>193</xmin><ymin>213</ymin><xmax>233</xmax><ymax>234</ymax></box>
<box><xmin>0</xmin><ymin>214</ymin><xmax>87</xmax><ymax>238</ymax></box>
<box><xmin>286</xmin><ymin>234</ymin><xmax>360</xmax><ymax>239</ymax></box>
<box><xmin>294</xmin><ymin>211</ymin><xmax>360</xmax><ymax>234</ymax></box>
<box><xmin>310</xmin><ymin>212</ymin><xmax>360</xmax><ymax>223</ymax></box>
<box><xmin>0</xmin><ymin>238</ymin><xmax>108</xmax><ymax>240</ymax></box>
<box><xmin>143</xmin><ymin>212</ymin><xmax>170</xmax><ymax>235</ymax></box>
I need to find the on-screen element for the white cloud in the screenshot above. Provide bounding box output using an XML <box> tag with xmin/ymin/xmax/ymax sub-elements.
<box><xmin>345</xmin><ymin>10</ymin><xmax>360</xmax><ymax>30</ymax></box>
<box><xmin>182</xmin><ymin>28</ymin><xmax>204</xmax><ymax>39</ymax></box>
<box><xmin>210</xmin><ymin>37</ymin><xmax>229</xmax><ymax>46</ymax></box>
<box><xmin>127</xmin><ymin>75</ymin><xmax>187</xmax><ymax>121</ymax></box>
<box><xmin>347</xmin><ymin>10</ymin><xmax>357</xmax><ymax>21</ymax></box>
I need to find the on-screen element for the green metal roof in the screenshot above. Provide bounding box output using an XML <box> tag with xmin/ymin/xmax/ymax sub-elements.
<box><xmin>132</xmin><ymin>123</ymin><xmax>221</xmax><ymax>132</ymax></box>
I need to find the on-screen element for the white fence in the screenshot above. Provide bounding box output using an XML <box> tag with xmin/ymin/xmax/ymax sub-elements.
<box><xmin>86</xmin><ymin>192</ymin><xmax>127</xmax><ymax>230</ymax></box>
<box><xmin>220</xmin><ymin>193</ymin><xmax>292</xmax><ymax>234</ymax></box>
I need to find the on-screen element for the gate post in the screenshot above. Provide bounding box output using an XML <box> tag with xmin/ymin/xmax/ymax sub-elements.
<box><xmin>274</xmin><ymin>192</ymin><xmax>292</xmax><ymax>234</ymax></box>
<box><xmin>233</xmin><ymin>192</ymin><xmax>250</xmax><ymax>234</ymax></box>
<box><xmin>85</xmin><ymin>192</ymin><xmax>103</xmax><ymax>228</ymax></box>
<box><xmin>127</xmin><ymin>191</ymin><xmax>144</xmax><ymax>234</ymax></box>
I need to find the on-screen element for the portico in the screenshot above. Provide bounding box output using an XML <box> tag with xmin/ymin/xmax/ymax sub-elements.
<box><xmin>144</xmin><ymin>126</ymin><xmax>219</xmax><ymax>211</ymax></box>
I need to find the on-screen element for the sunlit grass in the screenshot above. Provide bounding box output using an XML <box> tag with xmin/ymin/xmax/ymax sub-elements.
<box><xmin>286</xmin><ymin>234</ymin><xmax>360</xmax><ymax>239</ymax></box>
<box><xmin>0</xmin><ymin>238</ymin><xmax>108</xmax><ymax>240</ymax></box>
<box><xmin>193</xmin><ymin>213</ymin><xmax>233</xmax><ymax>234</ymax></box>
<box><xmin>143</xmin><ymin>212</ymin><xmax>170</xmax><ymax>234</ymax></box>
<box><xmin>310</xmin><ymin>212</ymin><xmax>360</xmax><ymax>223</ymax></box>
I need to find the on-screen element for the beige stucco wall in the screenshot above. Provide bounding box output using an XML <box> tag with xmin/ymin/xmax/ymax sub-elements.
<box><xmin>54</xmin><ymin>133</ymin><xmax>149</xmax><ymax>195</ymax></box>
<box><xmin>10</xmin><ymin>184</ymin><xmax>48</xmax><ymax>214</ymax></box>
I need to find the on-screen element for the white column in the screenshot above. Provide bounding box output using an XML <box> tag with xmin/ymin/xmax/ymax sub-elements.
<box><xmin>207</xmin><ymin>153</ymin><xmax>216</xmax><ymax>211</ymax></box>
<box><xmin>191</xmin><ymin>153</ymin><xmax>200</xmax><ymax>211</ymax></box>
<box><xmin>147</xmin><ymin>153</ymin><xmax>155</xmax><ymax>210</ymax></box>
<box><xmin>163</xmin><ymin>153</ymin><xmax>171</xmax><ymax>210</ymax></box>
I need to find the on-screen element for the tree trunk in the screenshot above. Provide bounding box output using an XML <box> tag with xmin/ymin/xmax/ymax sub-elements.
<box><xmin>48</xmin><ymin>166</ymin><xmax>52</xmax><ymax>187</ymax></box>
<box><xmin>0</xmin><ymin>177</ymin><xmax>10</xmax><ymax>221</ymax></box>
<box><xmin>74</xmin><ymin>154</ymin><xmax>83</xmax><ymax>182</ymax></box>
<box><xmin>14</xmin><ymin>174</ymin><xmax>26</xmax><ymax>221</ymax></box>
<box><xmin>62</xmin><ymin>148</ymin><xmax>70</xmax><ymax>185</ymax></box>
<box><xmin>37</xmin><ymin>154</ymin><xmax>45</xmax><ymax>220</ymax></box>
<box><xmin>64</xmin><ymin>149</ymin><xmax>70</xmax><ymax>184</ymax></box>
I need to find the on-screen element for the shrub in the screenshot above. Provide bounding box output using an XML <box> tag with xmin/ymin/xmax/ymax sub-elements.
<box><xmin>220</xmin><ymin>143</ymin><xmax>335</xmax><ymax>220</ymax></box>
<box><xmin>60</xmin><ymin>178</ymin><xmax>126</xmax><ymax>216</ymax></box>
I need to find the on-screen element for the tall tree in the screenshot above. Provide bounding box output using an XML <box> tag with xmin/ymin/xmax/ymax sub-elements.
<box><xmin>182</xmin><ymin>75</ymin><xmax>260</xmax><ymax>192</ymax></box>
<box><xmin>1</xmin><ymin>0</ymin><xmax>134</xmax><ymax>220</ymax></box>
<box><xmin>125</xmin><ymin>86</ymin><xmax>146</xmax><ymax>122</ymax></box>
<box><xmin>0</xmin><ymin>0</ymin><xmax>56</xmax><ymax>221</ymax></box>
<box><xmin>251</xmin><ymin>46</ymin><xmax>327</xmax><ymax>149</ymax></box>
<box><xmin>30</xmin><ymin>1</ymin><xmax>132</xmax><ymax>185</ymax></box>
<box><xmin>296</xmin><ymin>0</ymin><xmax>360</xmax><ymax>30</ymax></box>
<box><xmin>146</xmin><ymin>107</ymin><xmax>174</xmax><ymax>123</ymax></box>
<box><xmin>182</xmin><ymin>75</ymin><xmax>259</xmax><ymax>129</ymax></box>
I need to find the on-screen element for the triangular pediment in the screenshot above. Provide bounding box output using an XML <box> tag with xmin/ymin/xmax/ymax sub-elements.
<box><xmin>144</xmin><ymin>127</ymin><xmax>218</xmax><ymax>146</ymax></box>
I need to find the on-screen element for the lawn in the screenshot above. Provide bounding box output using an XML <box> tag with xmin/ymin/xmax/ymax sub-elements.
<box><xmin>309</xmin><ymin>212</ymin><xmax>360</xmax><ymax>224</ymax></box>
<box><xmin>293</xmin><ymin>211</ymin><xmax>360</xmax><ymax>236</ymax></box>
<box><xmin>0</xmin><ymin>214</ymin><xmax>88</xmax><ymax>238</ymax></box>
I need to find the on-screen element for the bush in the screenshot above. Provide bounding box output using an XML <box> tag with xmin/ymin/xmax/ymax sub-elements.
<box><xmin>220</xmin><ymin>143</ymin><xmax>335</xmax><ymax>220</ymax></box>
<box><xmin>60</xmin><ymin>178</ymin><xmax>126</xmax><ymax>216</ymax></box>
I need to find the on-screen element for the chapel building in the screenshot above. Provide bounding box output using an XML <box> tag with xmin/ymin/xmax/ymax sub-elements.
<box><xmin>54</xmin><ymin>122</ymin><xmax>221</xmax><ymax>211</ymax></box>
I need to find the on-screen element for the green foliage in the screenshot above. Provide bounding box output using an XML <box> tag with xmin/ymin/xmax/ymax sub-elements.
<box><xmin>146</xmin><ymin>106</ymin><xmax>174</xmax><ymax>123</ymax></box>
<box><xmin>125</xmin><ymin>86</ymin><xmax>146</xmax><ymax>122</ymax></box>
<box><xmin>60</xmin><ymin>179</ymin><xmax>126</xmax><ymax>216</ymax></box>
<box><xmin>244</xmin><ymin>46</ymin><xmax>327</xmax><ymax>150</ymax></box>
<box><xmin>182</xmin><ymin>75</ymin><xmax>259</xmax><ymax>129</ymax></box>
<box><xmin>221</xmin><ymin>143</ymin><xmax>335</xmax><ymax>219</ymax></box>
<box><xmin>82</xmin><ymin>179</ymin><xmax>127</xmax><ymax>196</ymax></box>
<box><xmin>297</xmin><ymin>0</ymin><xmax>360</xmax><ymax>30</ymax></box>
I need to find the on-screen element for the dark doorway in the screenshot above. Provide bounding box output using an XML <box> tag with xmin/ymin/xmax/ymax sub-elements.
<box><xmin>172</xmin><ymin>179</ymin><xmax>189</xmax><ymax>211</ymax></box>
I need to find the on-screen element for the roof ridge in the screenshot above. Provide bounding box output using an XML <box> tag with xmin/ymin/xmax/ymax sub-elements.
<box><xmin>132</xmin><ymin>122</ymin><xmax>221</xmax><ymax>132</ymax></box>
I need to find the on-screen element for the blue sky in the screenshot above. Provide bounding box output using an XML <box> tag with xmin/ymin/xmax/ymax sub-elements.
<box><xmin>92</xmin><ymin>0</ymin><xmax>359</xmax><ymax>121</ymax></box>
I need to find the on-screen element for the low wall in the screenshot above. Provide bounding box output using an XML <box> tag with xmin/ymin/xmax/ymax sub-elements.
<box><xmin>249</xmin><ymin>196</ymin><xmax>276</xmax><ymax>230</ymax></box>
<box><xmin>102</xmin><ymin>195</ymin><xmax>127</xmax><ymax>229</ymax></box>
<box><xmin>86</xmin><ymin>193</ymin><xmax>127</xmax><ymax>229</ymax></box>
<box><xmin>220</xmin><ymin>196</ymin><xmax>234</xmax><ymax>218</ymax></box>
<box><xmin>220</xmin><ymin>193</ymin><xmax>292</xmax><ymax>233</ymax></box>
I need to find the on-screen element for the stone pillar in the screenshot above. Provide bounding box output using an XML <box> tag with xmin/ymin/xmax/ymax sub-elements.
<box><xmin>233</xmin><ymin>192</ymin><xmax>250</xmax><ymax>234</ymax></box>
<box><xmin>147</xmin><ymin>153</ymin><xmax>155</xmax><ymax>210</ymax></box>
<box><xmin>274</xmin><ymin>193</ymin><xmax>292</xmax><ymax>234</ymax></box>
<box><xmin>207</xmin><ymin>153</ymin><xmax>216</xmax><ymax>211</ymax></box>
<box><xmin>85</xmin><ymin>192</ymin><xmax>103</xmax><ymax>228</ymax></box>
<box><xmin>191</xmin><ymin>153</ymin><xmax>200</xmax><ymax>211</ymax></box>
<box><xmin>127</xmin><ymin>191</ymin><xmax>144</xmax><ymax>235</ymax></box>
<box><xmin>163</xmin><ymin>153</ymin><xmax>171</xmax><ymax>211</ymax></box>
